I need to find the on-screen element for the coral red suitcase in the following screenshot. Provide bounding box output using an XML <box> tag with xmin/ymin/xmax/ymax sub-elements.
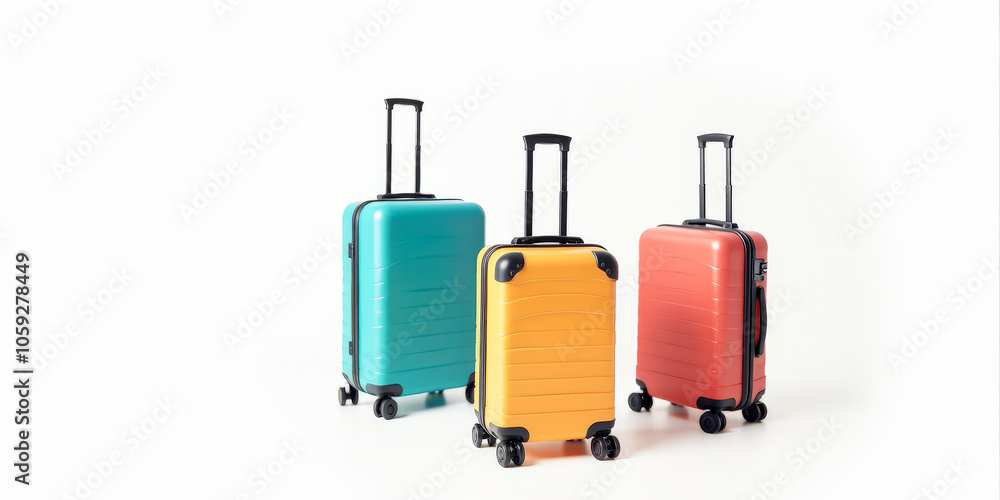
<box><xmin>629</xmin><ymin>134</ymin><xmax>769</xmax><ymax>434</ymax></box>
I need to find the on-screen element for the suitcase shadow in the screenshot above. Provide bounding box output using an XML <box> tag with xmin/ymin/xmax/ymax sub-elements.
<box><xmin>617</xmin><ymin>404</ymin><xmax>704</xmax><ymax>454</ymax></box>
<box><xmin>522</xmin><ymin>440</ymin><xmax>590</xmax><ymax>466</ymax></box>
<box><xmin>388</xmin><ymin>391</ymin><xmax>453</xmax><ymax>419</ymax></box>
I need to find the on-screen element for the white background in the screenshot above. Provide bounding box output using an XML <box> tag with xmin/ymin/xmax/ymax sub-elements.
<box><xmin>1</xmin><ymin>1</ymin><xmax>998</xmax><ymax>499</ymax></box>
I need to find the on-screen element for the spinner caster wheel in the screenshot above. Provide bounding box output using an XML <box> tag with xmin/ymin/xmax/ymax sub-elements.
<box><xmin>378</xmin><ymin>397</ymin><xmax>397</xmax><ymax>420</ymax></box>
<box><xmin>471</xmin><ymin>424</ymin><xmax>489</xmax><ymax>449</ymax></box>
<box><xmin>743</xmin><ymin>402</ymin><xmax>767</xmax><ymax>423</ymax></box>
<box><xmin>465</xmin><ymin>382</ymin><xmax>475</xmax><ymax>404</ymax></box>
<box><xmin>496</xmin><ymin>441</ymin><xmax>514</xmax><ymax>468</ymax></box>
<box><xmin>642</xmin><ymin>393</ymin><xmax>653</xmax><ymax>410</ymax></box>
<box><xmin>349</xmin><ymin>386</ymin><xmax>358</xmax><ymax>405</ymax></box>
<box><xmin>591</xmin><ymin>435</ymin><xmax>620</xmax><ymax>460</ymax></box>
<box><xmin>627</xmin><ymin>393</ymin><xmax>644</xmax><ymax>412</ymax></box>
<box><xmin>338</xmin><ymin>387</ymin><xmax>348</xmax><ymax>406</ymax></box>
<box><xmin>699</xmin><ymin>411</ymin><xmax>726</xmax><ymax>434</ymax></box>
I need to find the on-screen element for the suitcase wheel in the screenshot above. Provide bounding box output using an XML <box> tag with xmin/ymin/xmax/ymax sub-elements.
<box><xmin>699</xmin><ymin>411</ymin><xmax>727</xmax><ymax>434</ymax></box>
<box><xmin>591</xmin><ymin>435</ymin><xmax>620</xmax><ymax>460</ymax></box>
<box><xmin>465</xmin><ymin>382</ymin><xmax>475</xmax><ymax>405</ymax></box>
<box><xmin>496</xmin><ymin>441</ymin><xmax>524</xmax><ymax>468</ymax></box>
<box><xmin>628</xmin><ymin>392</ymin><xmax>654</xmax><ymax>412</ymax></box>
<box><xmin>471</xmin><ymin>424</ymin><xmax>495</xmax><ymax>449</ymax></box>
<box><xmin>742</xmin><ymin>402</ymin><xmax>768</xmax><ymax>423</ymax></box>
<box><xmin>373</xmin><ymin>396</ymin><xmax>397</xmax><ymax>420</ymax></box>
<box><xmin>338</xmin><ymin>386</ymin><xmax>359</xmax><ymax>406</ymax></box>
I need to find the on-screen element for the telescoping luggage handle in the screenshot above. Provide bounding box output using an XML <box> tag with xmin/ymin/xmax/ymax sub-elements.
<box><xmin>684</xmin><ymin>133</ymin><xmax>736</xmax><ymax>229</ymax></box>
<box><xmin>512</xmin><ymin>134</ymin><xmax>584</xmax><ymax>245</ymax></box>
<box><xmin>379</xmin><ymin>98</ymin><xmax>435</xmax><ymax>200</ymax></box>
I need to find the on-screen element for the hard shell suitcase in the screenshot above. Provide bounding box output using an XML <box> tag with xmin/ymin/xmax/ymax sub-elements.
<box><xmin>629</xmin><ymin>134</ymin><xmax>769</xmax><ymax>433</ymax></box>
<box><xmin>339</xmin><ymin>99</ymin><xmax>485</xmax><ymax>420</ymax></box>
<box><xmin>472</xmin><ymin>134</ymin><xmax>620</xmax><ymax>468</ymax></box>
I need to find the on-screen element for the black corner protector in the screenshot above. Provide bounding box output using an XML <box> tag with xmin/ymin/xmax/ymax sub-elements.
<box><xmin>753</xmin><ymin>389</ymin><xmax>765</xmax><ymax>405</ymax></box>
<box><xmin>488</xmin><ymin>423</ymin><xmax>529</xmax><ymax>443</ymax></box>
<box><xmin>635</xmin><ymin>379</ymin><xmax>647</xmax><ymax>392</ymax></box>
<box><xmin>467</xmin><ymin>372</ymin><xmax>476</xmax><ymax>385</ymax></box>
<box><xmin>586</xmin><ymin>420</ymin><xmax>616</xmax><ymax>439</ymax></box>
<box><xmin>696</xmin><ymin>397</ymin><xmax>737</xmax><ymax>412</ymax></box>
<box><xmin>364</xmin><ymin>383</ymin><xmax>403</xmax><ymax>397</ymax></box>
<box><xmin>592</xmin><ymin>250</ymin><xmax>619</xmax><ymax>280</ymax></box>
<box><xmin>495</xmin><ymin>252</ymin><xmax>525</xmax><ymax>283</ymax></box>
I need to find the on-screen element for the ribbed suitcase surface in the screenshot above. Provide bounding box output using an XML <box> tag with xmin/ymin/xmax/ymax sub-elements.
<box><xmin>339</xmin><ymin>99</ymin><xmax>483</xmax><ymax>420</ymax></box>
<box><xmin>477</xmin><ymin>246</ymin><xmax>616</xmax><ymax>442</ymax></box>
<box><xmin>471</xmin><ymin>133</ymin><xmax>621</xmax><ymax>467</ymax></box>
<box><xmin>630</xmin><ymin>133</ymin><xmax>770</xmax><ymax>434</ymax></box>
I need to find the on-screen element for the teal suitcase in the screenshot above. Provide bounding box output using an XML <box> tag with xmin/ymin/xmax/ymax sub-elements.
<box><xmin>339</xmin><ymin>99</ymin><xmax>485</xmax><ymax>420</ymax></box>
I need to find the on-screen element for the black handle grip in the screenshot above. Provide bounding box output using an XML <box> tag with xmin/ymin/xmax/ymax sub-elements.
<box><xmin>523</xmin><ymin>134</ymin><xmax>571</xmax><ymax>152</ymax></box>
<box><xmin>755</xmin><ymin>286</ymin><xmax>767</xmax><ymax>357</ymax></box>
<box><xmin>385</xmin><ymin>98</ymin><xmax>423</xmax><ymax>112</ymax></box>
<box><xmin>377</xmin><ymin>193</ymin><xmax>436</xmax><ymax>200</ymax></box>
<box><xmin>697</xmin><ymin>133</ymin><xmax>734</xmax><ymax>148</ymax></box>
<box><xmin>385</xmin><ymin>98</ymin><xmax>424</xmax><ymax>196</ymax></box>
<box><xmin>511</xmin><ymin>235</ymin><xmax>584</xmax><ymax>245</ymax></box>
<box><xmin>522</xmin><ymin>134</ymin><xmax>572</xmax><ymax>238</ymax></box>
<box><xmin>682</xmin><ymin>218</ymin><xmax>738</xmax><ymax>229</ymax></box>
<box><xmin>696</xmin><ymin>133</ymin><xmax>735</xmax><ymax>223</ymax></box>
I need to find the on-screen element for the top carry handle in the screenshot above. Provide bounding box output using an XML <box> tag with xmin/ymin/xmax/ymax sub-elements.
<box><xmin>684</xmin><ymin>133</ymin><xmax>736</xmax><ymax>229</ymax></box>
<box><xmin>379</xmin><ymin>98</ymin><xmax>434</xmax><ymax>200</ymax></box>
<box><xmin>513</xmin><ymin>134</ymin><xmax>584</xmax><ymax>245</ymax></box>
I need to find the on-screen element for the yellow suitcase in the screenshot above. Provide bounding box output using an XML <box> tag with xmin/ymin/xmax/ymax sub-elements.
<box><xmin>471</xmin><ymin>134</ymin><xmax>620</xmax><ymax>468</ymax></box>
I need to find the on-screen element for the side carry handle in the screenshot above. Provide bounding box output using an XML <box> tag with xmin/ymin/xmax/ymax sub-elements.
<box><xmin>755</xmin><ymin>286</ymin><xmax>767</xmax><ymax>357</ymax></box>
<box><xmin>381</xmin><ymin>98</ymin><xmax>434</xmax><ymax>199</ymax></box>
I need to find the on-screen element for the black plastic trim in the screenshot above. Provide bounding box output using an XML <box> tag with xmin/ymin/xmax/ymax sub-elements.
<box><xmin>365</xmin><ymin>383</ymin><xmax>403</xmax><ymax>397</ymax></box>
<box><xmin>377</xmin><ymin>193</ymin><xmax>436</xmax><ymax>200</ymax></box>
<box><xmin>494</xmin><ymin>252</ymin><xmax>525</xmax><ymax>282</ymax></box>
<box><xmin>696</xmin><ymin>397</ymin><xmax>737</xmax><ymax>411</ymax></box>
<box><xmin>488</xmin><ymin>423</ymin><xmax>529</xmax><ymax>443</ymax></box>
<box><xmin>586</xmin><ymin>420</ymin><xmax>616</xmax><ymax>439</ymax></box>
<box><xmin>592</xmin><ymin>250</ymin><xmax>619</xmax><ymax>279</ymax></box>
<box><xmin>635</xmin><ymin>379</ymin><xmax>647</xmax><ymax>393</ymax></box>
